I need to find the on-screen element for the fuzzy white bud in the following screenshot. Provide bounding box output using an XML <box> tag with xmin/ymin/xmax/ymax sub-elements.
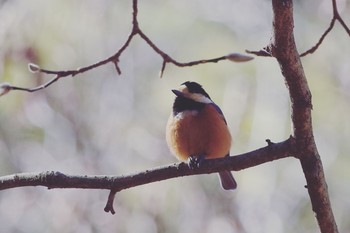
<box><xmin>0</xmin><ymin>83</ymin><xmax>12</xmax><ymax>96</ymax></box>
<box><xmin>28</xmin><ymin>63</ymin><xmax>41</xmax><ymax>73</ymax></box>
<box><xmin>225</xmin><ymin>53</ymin><xmax>254</xmax><ymax>62</ymax></box>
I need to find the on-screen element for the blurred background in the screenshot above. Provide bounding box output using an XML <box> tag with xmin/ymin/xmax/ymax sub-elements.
<box><xmin>0</xmin><ymin>0</ymin><xmax>349</xmax><ymax>232</ymax></box>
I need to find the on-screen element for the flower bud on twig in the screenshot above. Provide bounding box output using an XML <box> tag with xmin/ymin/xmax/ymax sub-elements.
<box><xmin>225</xmin><ymin>53</ymin><xmax>254</xmax><ymax>62</ymax></box>
<box><xmin>28</xmin><ymin>63</ymin><xmax>41</xmax><ymax>73</ymax></box>
<box><xmin>0</xmin><ymin>83</ymin><xmax>12</xmax><ymax>96</ymax></box>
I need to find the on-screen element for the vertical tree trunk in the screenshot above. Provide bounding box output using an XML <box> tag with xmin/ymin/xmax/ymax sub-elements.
<box><xmin>271</xmin><ymin>0</ymin><xmax>338</xmax><ymax>232</ymax></box>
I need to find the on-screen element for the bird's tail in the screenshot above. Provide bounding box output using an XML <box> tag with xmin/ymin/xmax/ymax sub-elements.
<box><xmin>218</xmin><ymin>171</ymin><xmax>237</xmax><ymax>190</ymax></box>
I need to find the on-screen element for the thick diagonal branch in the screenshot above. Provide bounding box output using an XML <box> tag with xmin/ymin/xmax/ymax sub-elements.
<box><xmin>0</xmin><ymin>138</ymin><xmax>294</xmax><ymax>192</ymax></box>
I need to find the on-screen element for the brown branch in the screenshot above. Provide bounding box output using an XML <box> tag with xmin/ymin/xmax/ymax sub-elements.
<box><xmin>104</xmin><ymin>189</ymin><xmax>117</xmax><ymax>214</ymax></box>
<box><xmin>0</xmin><ymin>137</ymin><xmax>295</xmax><ymax>215</ymax></box>
<box><xmin>2</xmin><ymin>75</ymin><xmax>60</xmax><ymax>93</ymax></box>
<box><xmin>247</xmin><ymin>0</ymin><xmax>350</xmax><ymax>58</ymax></box>
<box><xmin>332</xmin><ymin>0</ymin><xmax>350</xmax><ymax>35</ymax></box>
<box><xmin>299</xmin><ymin>18</ymin><xmax>336</xmax><ymax>57</ymax></box>
<box><xmin>300</xmin><ymin>0</ymin><xmax>350</xmax><ymax>57</ymax></box>
<box><xmin>245</xmin><ymin>47</ymin><xmax>273</xmax><ymax>57</ymax></box>
<box><xmin>0</xmin><ymin>0</ymin><xmax>252</xmax><ymax>96</ymax></box>
<box><xmin>271</xmin><ymin>1</ymin><xmax>338</xmax><ymax>233</ymax></box>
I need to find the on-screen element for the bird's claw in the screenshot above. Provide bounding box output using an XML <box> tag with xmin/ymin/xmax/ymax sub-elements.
<box><xmin>188</xmin><ymin>154</ymin><xmax>205</xmax><ymax>169</ymax></box>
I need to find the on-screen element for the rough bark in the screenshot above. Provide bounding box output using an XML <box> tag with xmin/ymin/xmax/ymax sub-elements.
<box><xmin>271</xmin><ymin>1</ymin><xmax>338</xmax><ymax>232</ymax></box>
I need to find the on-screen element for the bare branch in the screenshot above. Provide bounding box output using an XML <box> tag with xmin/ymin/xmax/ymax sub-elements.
<box><xmin>2</xmin><ymin>0</ymin><xmax>252</xmax><ymax>96</ymax></box>
<box><xmin>332</xmin><ymin>0</ymin><xmax>350</xmax><ymax>35</ymax></box>
<box><xmin>0</xmin><ymin>137</ymin><xmax>295</xmax><ymax>214</ymax></box>
<box><xmin>1</xmin><ymin>75</ymin><xmax>60</xmax><ymax>94</ymax></box>
<box><xmin>300</xmin><ymin>0</ymin><xmax>350</xmax><ymax>57</ymax></box>
<box><xmin>299</xmin><ymin>18</ymin><xmax>336</xmax><ymax>57</ymax></box>
<box><xmin>337</xmin><ymin>16</ymin><xmax>350</xmax><ymax>35</ymax></box>
<box><xmin>159</xmin><ymin>60</ymin><xmax>167</xmax><ymax>78</ymax></box>
<box><xmin>247</xmin><ymin>0</ymin><xmax>350</xmax><ymax>58</ymax></box>
<box><xmin>104</xmin><ymin>190</ymin><xmax>117</xmax><ymax>214</ymax></box>
<box><xmin>245</xmin><ymin>47</ymin><xmax>272</xmax><ymax>57</ymax></box>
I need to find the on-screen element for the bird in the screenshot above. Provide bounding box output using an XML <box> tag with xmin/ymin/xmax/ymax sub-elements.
<box><xmin>166</xmin><ymin>81</ymin><xmax>237</xmax><ymax>190</ymax></box>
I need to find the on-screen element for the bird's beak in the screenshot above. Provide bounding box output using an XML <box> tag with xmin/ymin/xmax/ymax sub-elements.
<box><xmin>172</xmin><ymin>89</ymin><xmax>184</xmax><ymax>97</ymax></box>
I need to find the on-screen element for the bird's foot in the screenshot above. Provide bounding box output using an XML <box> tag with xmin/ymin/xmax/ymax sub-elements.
<box><xmin>188</xmin><ymin>154</ymin><xmax>206</xmax><ymax>169</ymax></box>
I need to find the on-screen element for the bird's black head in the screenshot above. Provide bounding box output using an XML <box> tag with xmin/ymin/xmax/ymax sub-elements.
<box><xmin>171</xmin><ymin>81</ymin><xmax>212</xmax><ymax>115</ymax></box>
<box><xmin>180</xmin><ymin>81</ymin><xmax>211</xmax><ymax>99</ymax></box>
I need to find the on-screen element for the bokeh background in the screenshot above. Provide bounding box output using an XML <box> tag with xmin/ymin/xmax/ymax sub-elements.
<box><xmin>0</xmin><ymin>0</ymin><xmax>349</xmax><ymax>232</ymax></box>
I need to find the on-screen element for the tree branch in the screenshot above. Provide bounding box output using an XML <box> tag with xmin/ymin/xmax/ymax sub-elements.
<box><xmin>271</xmin><ymin>1</ymin><xmax>338</xmax><ymax>232</ymax></box>
<box><xmin>0</xmin><ymin>0</ymin><xmax>252</xmax><ymax>96</ymax></box>
<box><xmin>300</xmin><ymin>0</ymin><xmax>349</xmax><ymax>56</ymax></box>
<box><xmin>0</xmin><ymin>137</ymin><xmax>295</xmax><ymax>214</ymax></box>
<box><xmin>247</xmin><ymin>0</ymin><xmax>350</xmax><ymax>58</ymax></box>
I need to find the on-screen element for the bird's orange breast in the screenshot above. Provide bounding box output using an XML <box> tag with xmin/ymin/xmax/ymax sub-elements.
<box><xmin>166</xmin><ymin>104</ymin><xmax>231</xmax><ymax>161</ymax></box>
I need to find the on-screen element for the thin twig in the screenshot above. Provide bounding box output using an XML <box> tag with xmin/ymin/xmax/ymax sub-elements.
<box><xmin>299</xmin><ymin>18</ymin><xmax>336</xmax><ymax>57</ymax></box>
<box><xmin>300</xmin><ymin>0</ymin><xmax>350</xmax><ymax>57</ymax></box>
<box><xmin>247</xmin><ymin>0</ymin><xmax>350</xmax><ymax>58</ymax></box>
<box><xmin>104</xmin><ymin>190</ymin><xmax>118</xmax><ymax>214</ymax></box>
<box><xmin>331</xmin><ymin>0</ymin><xmax>350</xmax><ymax>35</ymax></box>
<box><xmin>7</xmin><ymin>75</ymin><xmax>60</xmax><ymax>93</ymax></box>
<box><xmin>246</xmin><ymin>48</ymin><xmax>272</xmax><ymax>57</ymax></box>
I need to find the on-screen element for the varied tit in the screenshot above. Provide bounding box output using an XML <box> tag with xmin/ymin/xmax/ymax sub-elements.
<box><xmin>166</xmin><ymin>81</ymin><xmax>237</xmax><ymax>190</ymax></box>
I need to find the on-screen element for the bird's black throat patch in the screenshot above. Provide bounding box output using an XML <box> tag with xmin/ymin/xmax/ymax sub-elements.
<box><xmin>172</xmin><ymin>96</ymin><xmax>205</xmax><ymax>116</ymax></box>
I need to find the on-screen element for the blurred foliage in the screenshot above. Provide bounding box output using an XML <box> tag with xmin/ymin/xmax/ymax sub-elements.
<box><xmin>0</xmin><ymin>0</ymin><xmax>349</xmax><ymax>232</ymax></box>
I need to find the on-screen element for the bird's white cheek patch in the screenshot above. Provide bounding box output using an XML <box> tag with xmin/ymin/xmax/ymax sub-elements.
<box><xmin>190</xmin><ymin>93</ymin><xmax>212</xmax><ymax>104</ymax></box>
<box><xmin>175</xmin><ymin>110</ymin><xmax>199</xmax><ymax>119</ymax></box>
